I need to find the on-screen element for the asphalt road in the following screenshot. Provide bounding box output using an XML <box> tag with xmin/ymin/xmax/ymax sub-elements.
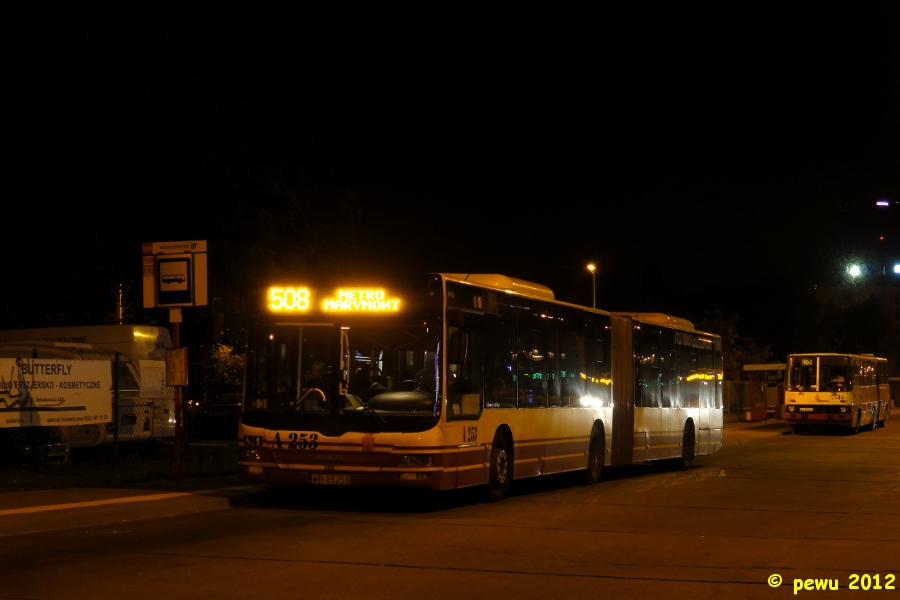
<box><xmin>1</xmin><ymin>420</ymin><xmax>897</xmax><ymax>599</ymax></box>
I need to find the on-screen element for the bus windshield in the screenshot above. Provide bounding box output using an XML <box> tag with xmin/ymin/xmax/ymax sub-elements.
<box><xmin>787</xmin><ymin>355</ymin><xmax>853</xmax><ymax>392</ymax></box>
<box><xmin>243</xmin><ymin>321</ymin><xmax>441</xmax><ymax>434</ymax></box>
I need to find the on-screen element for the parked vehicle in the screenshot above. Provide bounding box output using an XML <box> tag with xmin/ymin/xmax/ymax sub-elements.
<box><xmin>0</xmin><ymin>326</ymin><xmax>176</xmax><ymax>460</ymax></box>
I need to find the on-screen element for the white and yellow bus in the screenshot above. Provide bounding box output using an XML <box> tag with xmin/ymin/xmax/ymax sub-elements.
<box><xmin>785</xmin><ymin>353</ymin><xmax>892</xmax><ymax>433</ymax></box>
<box><xmin>238</xmin><ymin>274</ymin><xmax>723</xmax><ymax>500</ymax></box>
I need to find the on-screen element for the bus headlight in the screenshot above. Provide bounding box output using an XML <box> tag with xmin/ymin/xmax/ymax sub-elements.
<box><xmin>840</xmin><ymin>407</ymin><xmax>847</xmax><ymax>413</ymax></box>
<box><xmin>401</xmin><ymin>454</ymin><xmax>433</xmax><ymax>467</ymax></box>
<box><xmin>788</xmin><ymin>405</ymin><xmax>795</xmax><ymax>412</ymax></box>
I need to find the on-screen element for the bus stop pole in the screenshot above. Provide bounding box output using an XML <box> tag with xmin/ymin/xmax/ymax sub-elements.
<box><xmin>113</xmin><ymin>352</ymin><xmax>119</xmax><ymax>461</ymax></box>
<box><xmin>172</xmin><ymin>309</ymin><xmax>182</xmax><ymax>483</ymax></box>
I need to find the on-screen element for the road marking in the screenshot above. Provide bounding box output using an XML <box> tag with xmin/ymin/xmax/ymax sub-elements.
<box><xmin>0</xmin><ymin>493</ymin><xmax>191</xmax><ymax>517</ymax></box>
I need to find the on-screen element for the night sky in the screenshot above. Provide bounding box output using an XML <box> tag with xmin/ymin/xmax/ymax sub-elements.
<box><xmin>7</xmin><ymin>7</ymin><xmax>900</xmax><ymax>356</ymax></box>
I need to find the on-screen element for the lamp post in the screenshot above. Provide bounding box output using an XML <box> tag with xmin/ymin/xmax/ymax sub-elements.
<box><xmin>586</xmin><ymin>263</ymin><xmax>596</xmax><ymax>308</ymax></box>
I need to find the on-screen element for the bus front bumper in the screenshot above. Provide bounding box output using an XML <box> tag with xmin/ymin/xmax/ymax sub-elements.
<box><xmin>785</xmin><ymin>412</ymin><xmax>853</xmax><ymax>423</ymax></box>
<box><xmin>238</xmin><ymin>463</ymin><xmax>453</xmax><ymax>489</ymax></box>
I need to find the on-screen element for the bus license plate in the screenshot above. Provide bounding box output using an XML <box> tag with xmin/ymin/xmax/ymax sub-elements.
<box><xmin>799</xmin><ymin>407</ymin><xmax>813</xmax><ymax>412</ymax></box>
<box><xmin>310</xmin><ymin>474</ymin><xmax>350</xmax><ymax>485</ymax></box>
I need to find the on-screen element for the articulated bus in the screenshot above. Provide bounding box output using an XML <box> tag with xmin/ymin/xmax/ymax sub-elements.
<box><xmin>238</xmin><ymin>274</ymin><xmax>723</xmax><ymax>500</ymax></box>
<box><xmin>785</xmin><ymin>353</ymin><xmax>892</xmax><ymax>434</ymax></box>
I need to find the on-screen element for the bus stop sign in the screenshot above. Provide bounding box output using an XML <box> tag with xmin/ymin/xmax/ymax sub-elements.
<box><xmin>142</xmin><ymin>240</ymin><xmax>208</xmax><ymax>308</ymax></box>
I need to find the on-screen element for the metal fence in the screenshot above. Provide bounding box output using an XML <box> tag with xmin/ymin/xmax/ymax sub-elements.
<box><xmin>722</xmin><ymin>380</ymin><xmax>785</xmax><ymax>419</ymax></box>
<box><xmin>0</xmin><ymin>348</ymin><xmax>175</xmax><ymax>450</ymax></box>
<box><xmin>722</xmin><ymin>381</ymin><xmax>748</xmax><ymax>415</ymax></box>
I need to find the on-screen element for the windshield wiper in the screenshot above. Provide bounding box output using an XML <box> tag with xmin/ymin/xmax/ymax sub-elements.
<box><xmin>358</xmin><ymin>401</ymin><xmax>387</xmax><ymax>424</ymax></box>
<box><xmin>342</xmin><ymin>394</ymin><xmax>387</xmax><ymax>424</ymax></box>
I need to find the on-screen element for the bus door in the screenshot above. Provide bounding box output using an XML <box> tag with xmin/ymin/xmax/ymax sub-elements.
<box><xmin>693</xmin><ymin>337</ymin><xmax>719</xmax><ymax>455</ymax></box>
<box><xmin>711</xmin><ymin>337</ymin><xmax>724</xmax><ymax>430</ymax></box>
<box><xmin>697</xmin><ymin>342</ymin><xmax>714</xmax><ymax>434</ymax></box>
<box><xmin>446</xmin><ymin>310</ymin><xmax>484</xmax><ymax>419</ymax></box>
<box><xmin>697</xmin><ymin>374</ymin><xmax>710</xmax><ymax>432</ymax></box>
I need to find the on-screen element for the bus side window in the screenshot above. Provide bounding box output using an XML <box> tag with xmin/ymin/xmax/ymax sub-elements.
<box><xmin>516</xmin><ymin>300</ymin><xmax>548</xmax><ymax>409</ymax></box>
<box><xmin>584</xmin><ymin>313</ymin><xmax>611</xmax><ymax>407</ymax></box>
<box><xmin>698</xmin><ymin>340</ymin><xmax>714</xmax><ymax>409</ymax></box>
<box><xmin>660</xmin><ymin>330</ymin><xmax>676</xmax><ymax>408</ymax></box>
<box><xmin>484</xmin><ymin>303</ymin><xmax>517</xmax><ymax>409</ymax></box>
<box><xmin>635</xmin><ymin>325</ymin><xmax>660</xmax><ymax>408</ymax></box>
<box><xmin>680</xmin><ymin>349</ymin><xmax>699</xmax><ymax>409</ymax></box>
<box><xmin>546</xmin><ymin>323</ymin><xmax>560</xmax><ymax>406</ymax></box>
<box><xmin>557</xmin><ymin>308</ymin><xmax>581</xmax><ymax>407</ymax></box>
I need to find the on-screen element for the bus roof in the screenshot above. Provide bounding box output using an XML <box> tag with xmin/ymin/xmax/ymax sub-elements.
<box><xmin>442</xmin><ymin>275</ymin><xmax>712</xmax><ymax>336</ymax></box>
<box><xmin>444</xmin><ymin>274</ymin><xmax>555</xmax><ymax>301</ymax></box>
<box><xmin>614</xmin><ymin>312</ymin><xmax>695</xmax><ymax>331</ymax></box>
<box><xmin>787</xmin><ymin>352</ymin><xmax>887</xmax><ymax>361</ymax></box>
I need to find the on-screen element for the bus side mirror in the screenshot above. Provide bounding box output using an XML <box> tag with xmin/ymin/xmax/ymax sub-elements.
<box><xmin>447</xmin><ymin>332</ymin><xmax>468</xmax><ymax>365</ymax></box>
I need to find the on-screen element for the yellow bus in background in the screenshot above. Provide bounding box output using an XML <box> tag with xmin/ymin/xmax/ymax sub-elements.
<box><xmin>784</xmin><ymin>353</ymin><xmax>891</xmax><ymax>433</ymax></box>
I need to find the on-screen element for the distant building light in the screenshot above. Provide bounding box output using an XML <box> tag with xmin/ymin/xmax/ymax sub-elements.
<box><xmin>876</xmin><ymin>201</ymin><xmax>890</xmax><ymax>206</ymax></box>
<box><xmin>848</xmin><ymin>265</ymin><xmax>861</xmax><ymax>278</ymax></box>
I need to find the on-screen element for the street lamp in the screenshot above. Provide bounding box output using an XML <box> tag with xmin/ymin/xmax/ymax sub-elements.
<box><xmin>586</xmin><ymin>263</ymin><xmax>596</xmax><ymax>308</ymax></box>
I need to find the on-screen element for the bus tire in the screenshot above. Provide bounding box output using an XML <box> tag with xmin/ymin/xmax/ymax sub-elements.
<box><xmin>675</xmin><ymin>422</ymin><xmax>695</xmax><ymax>471</ymax></box>
<box><xmin>486</xmin><ymin>433</ymin><xmax>511</xmax><ymax>502</ymax></box>
<box><xmin>582</xmin><ymin>424</ymin><xmax>603</xmax><ymax>485</ymax></box>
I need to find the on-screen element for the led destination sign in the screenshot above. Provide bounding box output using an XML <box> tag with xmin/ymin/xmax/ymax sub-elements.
<box><xmin>267</xmin><ymin>287</ymin><xmax>401</xmax><ymax>313</ymax></box>
<box><xmin>268</xmin><ymin>287</ymin><xmax>310</xmax><ymax>311</ymax></box>
<box><xmin>323</xmin><ymin>289</ymin><xmax>400</xmax><ymax>312</ymax></box>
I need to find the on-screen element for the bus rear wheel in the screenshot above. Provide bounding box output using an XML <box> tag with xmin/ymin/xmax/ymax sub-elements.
<box><xmin>486</xmin><ymin>433</ymin><xmax>510</xmax><ymax>502</ymax></box>
<box><xmin>867</xmin><ymin>407</ymin><xmax>877</xmax><ymax>431</ymax></box>
<box><xmin>582</xmin><ymin>425</ymin><xmax>603</xmax><ymax>485</ymax></box>
<box><xmin>675</xmin><ymin>424</ymin><xmax>695</xmax><ymax>471</ymax></box>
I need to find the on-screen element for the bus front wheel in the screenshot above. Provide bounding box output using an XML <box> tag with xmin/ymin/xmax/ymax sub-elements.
<box><xmin>486</xmin><ymin>433</ymin><xmax>510</xmax><ymax>502</ymax></box>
